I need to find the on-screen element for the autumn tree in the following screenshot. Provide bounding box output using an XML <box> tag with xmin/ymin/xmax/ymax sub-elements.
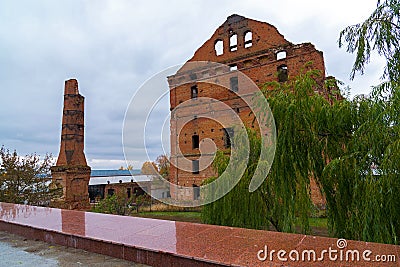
<box><xmin>119</xmin><ymin>165</ymin><xmax>134</xmax><ymax>170</ymax></box>
<box><xmin>141</xmin><ymin>161</ymin><xmax>158</xmax><ymax>175</ymax></box>
<box><xmin>155</xmin><ymin>154</ymin><xmax>170</xmax><ymax>180</ymax></box>
<box><xmin>0</xmin><ymin>146</ymin><xmax>62</xmax><ymax>206</ymax></box>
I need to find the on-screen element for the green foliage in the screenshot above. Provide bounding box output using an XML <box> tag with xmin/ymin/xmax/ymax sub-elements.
<box><xmin>202</xmin><ymin>0</ymin><xmax>400</xmax><ymax>242</ymax></box>
<box><xmin>0</xmin><ymin>146</ymin><xmax>62</xmax><ymax>206</ymax></box>
<box><xmin>328</xmin><ymin>0</ymin><xmax>400</xmax><ymax>244</ymax></box>
<box><xmin>260</xmin><ymin>69</ymin><xmax>351</xmax><ymax>233</ymax></box>
<box><xmin>92</xmin><ymin>193</ymin><xmax>151</xmax><ymax>215</ymax></box>
<box><xmin>92</xmin><ymin>194</ymin><xmax>127</xmax><ymax>215</ymax></box>
<box><xmin>201</xmin><ymin>68</ymin><xmax>352</xmax><ymax>234</ymax></box>
<box><xmin>339</xmin><ymin>0</ymin><xmax>400</xmax><ymax>84</ymax></box>
<box><xmin>322</xmin><ymin>84</ymin><xmax>400</xmax><ymax>244</ymax></box>
<box><xmin>201</xmin><ymin>129</ymin><xmax>268</xmax><ymax>230</ymax></box>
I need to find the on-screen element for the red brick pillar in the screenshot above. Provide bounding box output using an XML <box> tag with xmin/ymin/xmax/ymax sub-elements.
<box><xmin>51</xmin><ymin>79</ymin><xmax>91</xmax><ymax>210</ymax></box>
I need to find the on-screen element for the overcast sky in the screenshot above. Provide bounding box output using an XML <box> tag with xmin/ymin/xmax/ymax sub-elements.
<box><xmin>0</xmin><ymin>0</ymin><xmax>385</xmax><ymax>169</ymax></box>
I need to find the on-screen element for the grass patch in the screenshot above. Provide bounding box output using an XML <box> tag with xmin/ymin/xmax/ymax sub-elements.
<box><xmin>138</xmin><ymin>202</ymin><xmax>200</xmax><ymax>212</ymax></box>
<box><xmin>138</xmin><ymin>211</ymin><xmax>201</xmax><ymax>219</ymax></box>
<box><xmin>309</xmin><ymin>217</ymin><xmax>328</xmax><ymax>228</ymax></box>
<box><xmin>133</xmin><ymin>211</ymin><xmax>202</xmax><ymax>223</ymax></box>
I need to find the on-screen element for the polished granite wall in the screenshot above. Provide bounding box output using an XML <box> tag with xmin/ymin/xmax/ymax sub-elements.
<box><xmin>0</xmin><ymin>202</ymin><xmax>399</xmax><ymax>266</ymax></box>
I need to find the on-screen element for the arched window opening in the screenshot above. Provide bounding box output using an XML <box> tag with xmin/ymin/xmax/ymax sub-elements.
<box><xmin>277</xmin><ymin>51</ymin><xmax>287</xmax><ymax>60</ymax></box>
<box><xmin>215</xmin><ymin>40</ymin><xmax>224</xmax><ymax>56</ymax></box>
<box><xmin>277</xmin><ymin>64</ymin><xmax>288</xmax><ymax>82</ymax></box>
<box><xmin>244</xmin><ymin>31</ymin><xmax>253</xmax><ymax>48</ymax></box>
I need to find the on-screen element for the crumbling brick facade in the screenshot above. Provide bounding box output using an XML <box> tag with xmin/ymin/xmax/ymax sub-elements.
<box><xmin>169</xmin><ymin>14</ymin><xmax>327</xmax><ymax>205</ymax></box>
<box><xmin>51</xmin><ymin>79</ymin><xmax>91</xmax><ymax>210</ymax></box>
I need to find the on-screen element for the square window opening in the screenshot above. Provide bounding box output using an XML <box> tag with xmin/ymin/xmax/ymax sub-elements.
<box><xmin>192</xmin><ymin>135</ymin><xmax>199</xmax><ymax>149</ymax></box>
<box><xmin>191</xmin><ymin>85</ymin><xmax>198</xmax><ymax>98</ymax></box>
<box><xmin>192</xmin><ymin>160</ymin><xmax>199</xmax><ymax>174</ymax></box>
<box><xmin>223</xmin><ymin>128</ymin><xmax>234</xmax><ymax>148</ymax></box>
<box><xmin>230</xmin><ymin>77</ymin><xmax>238</xmax><ymax>92</ymax></box>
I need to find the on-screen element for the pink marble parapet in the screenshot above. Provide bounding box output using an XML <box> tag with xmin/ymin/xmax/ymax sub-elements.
<box><xmin>0</xmin><ymin>202</ymin><xmax>399</xmax><ymax>267</ymax></box>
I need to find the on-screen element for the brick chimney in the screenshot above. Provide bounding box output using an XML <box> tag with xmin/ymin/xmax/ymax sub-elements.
<box><xmin>51</xmin><ymin>79</ymin><xmax>91</xmax><ymax>210</ymax></box>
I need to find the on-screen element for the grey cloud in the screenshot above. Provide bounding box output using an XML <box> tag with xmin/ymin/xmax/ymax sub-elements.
<box><xmin>0</xmin><ymin>0</ymin><xmax>384</xmax><ymax>169</ymax></box>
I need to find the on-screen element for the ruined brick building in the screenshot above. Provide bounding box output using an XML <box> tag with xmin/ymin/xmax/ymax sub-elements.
<box><xmin>169</xmin><ymin>14</ymin><xmax>329</xmax><ymax>204</ymax></box>
<box><xmin>51</xmin><ymin>79</ymin><xmax>91</xmax><ymax>210</ymax></box>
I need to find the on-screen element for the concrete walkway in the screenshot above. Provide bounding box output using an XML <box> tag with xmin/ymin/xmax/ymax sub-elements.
<box><xmin>0</xmin><ymin>231</ymin><xmax>150</xmax><ymax>267</ymax></box>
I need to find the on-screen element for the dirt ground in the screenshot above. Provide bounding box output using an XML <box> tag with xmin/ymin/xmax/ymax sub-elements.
<box><xmin>0</xmin><ymin>231</ymin><xmax>150</xmax><ymax>267</ymax></box>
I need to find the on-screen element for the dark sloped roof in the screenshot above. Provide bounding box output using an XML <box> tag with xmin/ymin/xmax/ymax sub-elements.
<box><xmin>89</xmin><ymin>175</ymin><xmax>152</xmax><ymax>185</ymax></box>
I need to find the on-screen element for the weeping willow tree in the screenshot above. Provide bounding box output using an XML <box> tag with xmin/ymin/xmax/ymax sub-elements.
<box><xmin>201</xmin><ymin>129</ymin><xmax>268</xmax><ymax>230</ymax></box>
<box><xmin>339</xmin><ymin>0</ymin><xmax>400</xmax><ymax>84</ymax></box>
<box><xmin>322</xmin><ymin>87</ymin><xmax>400</xmax><ymax>244</ymax></box>
<box><xmin>202</xmin><ymin>68</ymin><xmax>352</xmax><ymax>233</ymax></box>
<box><xmin>259</xmin><ymin>68</ymin><xmax>352</xmax><ymax>233</ymax></box>
<box><xmin>202</xmin><ymin>0</ymin><xmax>400</xmax><ymax>239</ymax></box>
<box><xmin>322</xmin><ymin>0</ymin><xmax>400</xmax><ymax>244</ymax></box>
